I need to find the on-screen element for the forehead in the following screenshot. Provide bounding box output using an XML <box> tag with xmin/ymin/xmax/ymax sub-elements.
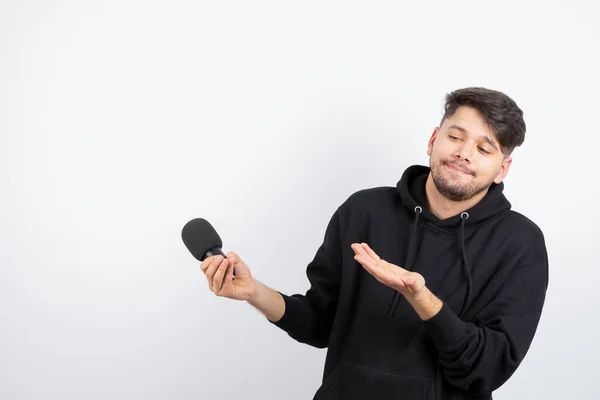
<box><xmin>442</xmin><ymin>106</ymin><xmax>497</xmax><ymax>141</ymax></box>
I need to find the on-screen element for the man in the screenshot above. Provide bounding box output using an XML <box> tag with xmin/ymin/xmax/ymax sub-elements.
<box><xmin>200</xmin><ymin>87</ymin><xmax>549</xmax><ymax>399</ymax></box>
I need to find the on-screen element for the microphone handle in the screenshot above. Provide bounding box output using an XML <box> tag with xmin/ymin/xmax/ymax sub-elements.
<box><xmin>203</xmin><ymin>247</ymin><xmax>226</xmax><ymax>260</ymax></box>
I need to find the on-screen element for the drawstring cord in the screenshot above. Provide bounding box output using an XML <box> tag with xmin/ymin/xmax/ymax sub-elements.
<box><xmin>387</xmin><ymin>206</ymin><xmax>422</xmax><ymax>318</ymax></box>
<box><xmin>459</xmin><ymin>212</ymin><xmax>473</xmax><ymax>316</ymax></box>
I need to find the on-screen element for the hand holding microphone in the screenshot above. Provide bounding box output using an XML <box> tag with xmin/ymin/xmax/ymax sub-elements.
<box><xmin>181</xmin><ymin>218</ymin><xmax>258</xmax><ymax>300</ymax></box>
<box><xmin>200</xmin><ymin>251</ymin><xmax>258</xmax><ymax>300</ymax></box>
<box><xmin>182</xmin><ymin>218</ymin><xmax>285</xmax><ymax>321</ymax></box>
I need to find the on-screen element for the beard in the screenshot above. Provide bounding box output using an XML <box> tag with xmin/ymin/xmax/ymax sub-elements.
<box><xmin>430</xmin><ymin>159</ymin><xmax>492</xmax><ymax>202</ymax></box>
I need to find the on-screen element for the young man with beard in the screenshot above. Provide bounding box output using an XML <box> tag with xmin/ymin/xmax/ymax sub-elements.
<box><xmin>200</xmin><ymin>87</ymin><xmax>549</xmax><ymax>400</ymax></box>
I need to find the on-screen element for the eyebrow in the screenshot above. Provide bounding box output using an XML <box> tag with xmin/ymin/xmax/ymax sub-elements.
<box><xmin>447</xmin><ymin>124</ymin><xmax>499</xmax><ymax>151</ymax></box>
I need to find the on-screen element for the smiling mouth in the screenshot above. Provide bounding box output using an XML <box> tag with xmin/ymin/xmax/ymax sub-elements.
<box><xmin>446</xmin><ymin>163</ymin><xmax>473</xmax><ymax>175</ymax></box>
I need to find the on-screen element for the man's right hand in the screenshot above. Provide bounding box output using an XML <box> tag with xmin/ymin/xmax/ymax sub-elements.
<box><xmin>200</xmin><ymin>252</ymin><xmax>258</xmax><ymax>301</ymax></box>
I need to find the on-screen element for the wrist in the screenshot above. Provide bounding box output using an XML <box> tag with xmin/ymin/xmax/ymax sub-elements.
<box><xmin>246</xmin><ymin>280</ymin><xmax>285</xmax><ymax>322</ymax></box>
<box><xmin>246</xmin><ymin>279</ymin><xmax>262</xmax><ymax>302</ymax></box>
<box><xmin>406</xmin><ymin>287</ymin><xmax>443</xmax><ymax>321</ymax></box>
<box><xmin>407</xmin><ymin>286</ymin><xmax>431</xmax><ymax>303</ymax></box>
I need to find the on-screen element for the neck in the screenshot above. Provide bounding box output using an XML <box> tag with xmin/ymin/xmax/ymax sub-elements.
<box><xmin>424</xmin><ymin>173</ymin><xmax>488</xmax><ymax>220</ymax></box>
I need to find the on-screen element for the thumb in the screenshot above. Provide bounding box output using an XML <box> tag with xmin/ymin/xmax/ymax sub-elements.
<box><xmin>226</xmin><ymin>251</ymin><xmax>251</xmax><ymax>276</ymax></box>
<box><xmin>407</xmin><ymin>274</ymin><xmax>425</xmax><ymax>292</ymax></box>
<box><xmin>226</xmin><ymin>251</ymin><xmax>240</xmax><ymax>264</ymax></box>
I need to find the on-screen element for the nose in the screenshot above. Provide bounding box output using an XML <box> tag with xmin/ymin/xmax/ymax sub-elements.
<box><xmin>454</xmin><ymin>143</ymin><xmax>474</xmax><ymax>162</ymax></box>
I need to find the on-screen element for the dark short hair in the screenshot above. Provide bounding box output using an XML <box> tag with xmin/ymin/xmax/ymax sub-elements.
<box><xmin>440</xmin><ymin>87</ymin><xmax>526</xmax><ymax>155</ymax></box>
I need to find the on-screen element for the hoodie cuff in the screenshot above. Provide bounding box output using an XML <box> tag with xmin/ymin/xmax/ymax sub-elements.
<box><xmin>422</xmin><ymin>302</ymin><xmax>468</xmax><ymax>349</ymax></box>
<box><xmin>267</xmin><ymin>292</ymin><xmax>304</xmax><ymax>332</ymax></box>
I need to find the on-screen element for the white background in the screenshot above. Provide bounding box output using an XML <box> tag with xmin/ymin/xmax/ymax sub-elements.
<box><xmin>1</xmin><ymin>1</ymin><xmax>599</xmax><ymax>399</ymax></box>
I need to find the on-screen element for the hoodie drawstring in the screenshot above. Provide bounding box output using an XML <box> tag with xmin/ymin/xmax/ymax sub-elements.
<box><xmin>387</xmin><ymin>206</ymin><xmax>422</xmax><ymax>318</ymax></box>
<box><xmin>459</xmin><ymin>212</ymin><xmax>473</xmax><ymax>316</ymax></box>
<box><xmin>387</xmin><ymin>209</ymin><xmax>474</xmax><ymax>318</ymax></box>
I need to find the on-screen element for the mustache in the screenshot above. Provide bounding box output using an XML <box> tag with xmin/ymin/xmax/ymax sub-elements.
<box><xmin>444</xmin><ymin>161</ymin><xmax>475</xmax><ymax>175</ymax></box>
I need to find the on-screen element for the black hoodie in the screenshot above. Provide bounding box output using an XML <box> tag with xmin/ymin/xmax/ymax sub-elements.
<box><xmin>270</xmin><ymin>165</ymin><xmax>549</xmax><ymax>399</ymax></box>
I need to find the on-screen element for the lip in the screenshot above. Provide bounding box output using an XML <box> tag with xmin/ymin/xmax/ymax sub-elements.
<box><xmin>446</xmin><ymin>163</ymin><xmax>472</xmax><ymax>175</ymax></box>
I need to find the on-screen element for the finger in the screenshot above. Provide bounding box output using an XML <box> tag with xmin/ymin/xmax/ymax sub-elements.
<box><xmin>200</xmin><ymin>256</ymin><xmax>216</xmax><ymax>273</ymax></box>
<box><xmin>361</xmin><ymin>243</ymin><xmax>381</xmax><ymax>262</ymax></box>
<box><xmin>212</xmin><ymin>258</ymin><xmax>228</xmax><ymax>293</ymax></box>
<box><xmin>205</xmin><ymin>256</ymin><xmax>223</xmax><ymax>289</ymax></box>
<box><xmin>354</xmin><ymin>254</ymin><xmax>379</xmax><ymax>273</ymax></box>
<box><xmin>351</xmin><ymin>243</ymin><xmax>368</xmax><ymax>257</ymax></box>
<box><xmin>225</xmin><ymin>260</ymin><xmax>234</xmax><ymax>283</ymax></box>
<box><xmin>354</xmin><ymin>250</ymin><xmax>383</xmax><ymax>273</ymax></box>
<box><xmin>219</xmin><ymin>262</ymin><xmax>235</xmax><ymax>294</ymax></box>
<box><xmin>357</xmin><ymin>254</ymin><xmax>399</xmax><ymax>288</ymax></box>
<box><xmin>205</xmin><ymin>255</ymin><xmax>222</xmax><ymax>277</ymax></box>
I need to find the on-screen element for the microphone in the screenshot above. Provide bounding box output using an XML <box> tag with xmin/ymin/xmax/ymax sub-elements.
<box><xmin>181</xmin><ymin>218</ymin><xmax>227</xmax><ymax>262</ymax></box>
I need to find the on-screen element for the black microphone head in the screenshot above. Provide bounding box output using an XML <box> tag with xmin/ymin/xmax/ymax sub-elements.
<box><xmin>181</xmin><ymin>218</ymin><xmax>223</xmax><ymax>261</ymax></box>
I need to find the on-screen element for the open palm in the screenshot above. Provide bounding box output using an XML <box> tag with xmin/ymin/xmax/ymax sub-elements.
<box><xmin>351</xmin><ymin>242</ymin><xmax>425</xmax><ymax>297</ymax></box>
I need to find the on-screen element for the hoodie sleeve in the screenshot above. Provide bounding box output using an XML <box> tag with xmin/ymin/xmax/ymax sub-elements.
<box><xmin>422</xmin><ymin>254</ymin><xmax>549</xmax><ymax>396</ymax></box>
<box><xmin>267</xmin><ymin>207</ymin><xmax>344</xmax><ymax>348</ymax></box>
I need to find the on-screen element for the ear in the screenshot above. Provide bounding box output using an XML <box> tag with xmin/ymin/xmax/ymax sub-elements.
<box><xmin>493</xmin><ymin>156</ymin><xmax>512</xmax><ymax>184</ymax></box>
<box><xmin>426</xmin><ymin>128</ymin><xmax>439</xmax><ymax>156</ymax></box>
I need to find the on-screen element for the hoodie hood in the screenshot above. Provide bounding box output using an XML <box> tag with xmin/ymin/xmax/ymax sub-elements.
<box><xmin>387</xmin><ymin>165</ymin><xmax>512</xmax><ymax>318</ymax></box>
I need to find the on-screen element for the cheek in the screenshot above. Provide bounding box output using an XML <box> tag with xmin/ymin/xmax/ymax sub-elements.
<box><xmin>429</xmin><ymin>143</ymin><xmax>449</xmax><ymax>159</ymax></box>
<box><xmin>437</xmin><ymin>142</ymin><xmax>460</xmax><ymax>157</ymax></box>
<box><xmin>477</xmin><ymin>160</ymin><xmax>503</xmax><ymax>179</ymax></box>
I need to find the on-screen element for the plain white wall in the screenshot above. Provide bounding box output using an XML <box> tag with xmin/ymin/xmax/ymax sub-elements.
<box><xmin>1</xmin><ymin>1</ymin><xmax>599</xmax><ymax>399</ymax></box>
